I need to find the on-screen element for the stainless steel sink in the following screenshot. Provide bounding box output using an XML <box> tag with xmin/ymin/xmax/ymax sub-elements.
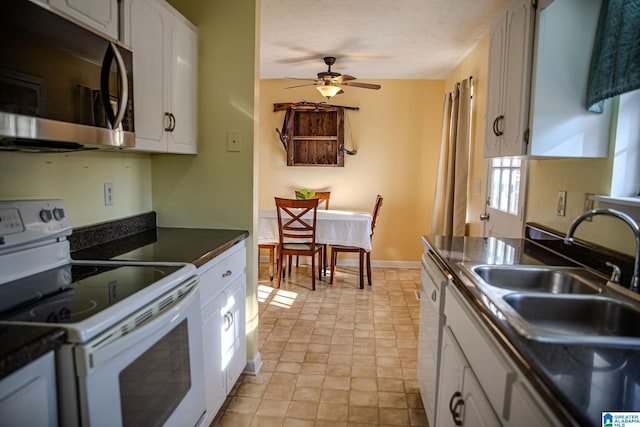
<box><xmin>464</xmin><ymin>264</ymin><xmax>603</xmax><ymax>294</ymax></box>
<box><xmin>459</xmin><ymin>263</ymin><xmax>640</xmax><ymax>348</ymax></box>
<box><xmin>503</xmin><ymin>294</ymin><xmax>640</xmax><ymax>347</ymax></box>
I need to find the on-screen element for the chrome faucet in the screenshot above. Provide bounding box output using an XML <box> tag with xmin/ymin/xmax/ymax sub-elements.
<box><xmin>564</xmin><ymin>208</ymin><xmax>640</xmax><ymax>293</ymax></box>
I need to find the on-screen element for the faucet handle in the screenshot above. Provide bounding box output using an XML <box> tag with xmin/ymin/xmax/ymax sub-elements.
<box><xmin>605</xmin><ymin>261</ymin><xmax>621</xmax><ymax>284</ymax></box>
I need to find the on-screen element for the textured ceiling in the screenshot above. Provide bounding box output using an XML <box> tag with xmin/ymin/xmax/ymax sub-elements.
<box><xmin>260</xmin><ymin>0</ymin><xmax>512</xmax><ymax>80</ymax></box>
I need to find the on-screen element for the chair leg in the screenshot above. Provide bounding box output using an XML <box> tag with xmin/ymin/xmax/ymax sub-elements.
<box><xmin>330</xmin><ymin>248</ymin><xmax>336</xmax><ymax>285</ymax></box>
<box><xmin>287</xmin><ymin>255</ymin><xmax>292</xmax><ymax>276</ymax></box>
<box><xmin>276</xmin><ymin>252</ymin><xmax>283</xmax><ymax>288</ymax></box>
<box><xmin>311</xmin><ymin>251</ymin><xmax>316</xmax><ymax>291</ymax></box>
<box><xmin>296</xmin><ymin>255</ymin><xmax>299</xmax><ymax>267</ymax></box>
<box><xmin>366</xmin><ymin>251</ymin><xmax>372</xmax><ymax>286</ymax></box>
<box><xmin>323</xmin><ymin>244</ymin><xmax>328</xmax><ymax>276</ymax></box>
<box><xmin>318</xmin><ymin>249</ymin><xmax>322</xmax><ymax>281</ymax></box>
<box><xmin>268</xmin><ymin>247</ymin><xmax>274</xmax><ymax>281</ymax></box>
<box><xmin>358</xmin><ymin>250</ymin><xmax>364</xmax><ymax>289</ymax></box>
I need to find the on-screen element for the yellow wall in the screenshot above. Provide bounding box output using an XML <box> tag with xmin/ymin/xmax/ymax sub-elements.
<box><xmin>444</xmin><ymin>36</ymin><xmax>490</xmax><ymax>237</ymax></box>
<box><xmin>258</xmin><ymin>79</ymin><xmax>444</xmax><ymax>264</ymax></box>
<box><xmin>0</xmin><ymin>151</ymin><xmax>152</xmax><ymax>226</ymax></box>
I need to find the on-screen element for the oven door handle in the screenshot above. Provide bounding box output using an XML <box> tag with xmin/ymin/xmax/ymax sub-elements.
<box><xmin>75</xmin><ymin>277</ymin><xmax>200</xmax><ymax>376</ymax></box>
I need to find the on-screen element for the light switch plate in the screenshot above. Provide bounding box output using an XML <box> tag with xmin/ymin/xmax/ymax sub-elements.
<box><xmin>227</xmin><ymin>129</ymin><xmax>241</xmax><ymax>152</ymax></box>
<box><xmin>104</xmin><ymin>182</ymin><xmax>113</xmax><ymax>206</ymax></box>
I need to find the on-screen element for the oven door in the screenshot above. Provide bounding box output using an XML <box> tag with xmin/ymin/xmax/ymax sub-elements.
<box><xmin>73</xmin><ymin>276</ymin><xmax>205</xmax><ymax>427</ymax></box>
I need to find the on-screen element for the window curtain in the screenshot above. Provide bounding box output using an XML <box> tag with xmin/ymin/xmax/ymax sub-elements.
<box><xmin>586</xmin><ymin>0</ymin><xmax>640</xmax><ymax>112</ymax></box>
<box><xmin>430</xmin><ymin>77</ymin><xmax>473</xmax><ymax>236</ymax></box>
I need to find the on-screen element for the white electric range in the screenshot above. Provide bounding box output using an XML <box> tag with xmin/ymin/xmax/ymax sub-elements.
<box><xmin>0</xmin><ymin>199</ymin><xmax>206</xmax><ymax>427</ymax></box>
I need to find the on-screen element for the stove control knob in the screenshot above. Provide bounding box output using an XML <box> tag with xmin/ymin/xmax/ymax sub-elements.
<box><xmin>39</xmin><ymin>209</ymin><xmax>53</xmax><ymax>223</ymax></box>
<box><xmin>53</xmin><ymin>207</ymin><xmax>65</xmax><ymax>221</ymax></box>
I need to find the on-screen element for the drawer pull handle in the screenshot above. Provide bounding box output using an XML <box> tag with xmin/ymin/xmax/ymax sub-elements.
<box><xmin>222</xmin><ymin>270</ymin><xmax>233</xmax><ymax>278</ymax></box>
<box><xmin>431</xmin><ymin>290</ymin><xmax>437</xmax><ymax>302</ymax></box>
<box><xmin>449</xmin><ymin>391</ymin><xmax>464</xmax><ymax>426</ymax></box>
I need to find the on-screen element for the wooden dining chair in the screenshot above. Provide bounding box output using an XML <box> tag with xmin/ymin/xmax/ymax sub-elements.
<box><xmin>293</xmin><ymin>190</ymin><xmax>330</xmax><ymax>273</ymax></box>
<box><xmin>275</xmin><ymin>197</ymin><xmax>323</xmax><ymax>290</ymax></box>
<box><xmin>330</xmin><ymin>195</ymin><xmax>383</xmax><ymax>289</ymax></box>
<box><xmin>258</xmin><ymin>243</ymin><xmax>276</xmax><ymax>281</ymax></box>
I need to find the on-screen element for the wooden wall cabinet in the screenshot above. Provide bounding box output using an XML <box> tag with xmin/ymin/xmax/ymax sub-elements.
<box><xmin>284</xmin><ymin>108</ymin><xmax>345</xmax><ymax>167</ymax></box>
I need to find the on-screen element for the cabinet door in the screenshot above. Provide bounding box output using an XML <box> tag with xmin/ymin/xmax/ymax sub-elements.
<box><xmin>0</xmin><ymin>351</ymin><xmax>58</xmax><ymax>427</ymax></box>
<box><xmin>126</xmin><ymin>0</ymin><xmax>168</xmax><ymax>152</ymax></box>
<box><xmin>202</xmin><ymin>291</ymin><xmax>227</xmax><ymax>418</ymax></box>
<box><xmin>166</xmin><ymin>18</ymin><xmax>198</xmax><ymax>154</ymax></box>
<box><xmin>436</xmin><ymin>328</ymin><xmax>465</xmax><ymax>427</ymax></box>
<box><xmin>484</xmin><ymin>11</ymin><xmax>507</xmax><ymax>158</ymax></box>
<box><xmin>461</xmin><ymin>366</ymin><xmax>501</xmax><ymax>427</ymax></box>
<box><xmin>50</xmin><ymin>0</ymin><xmax>118</xmax><ymax>39</ymax></box>
<box><xmin>223</xmin><ymin>275</ymin><xmax>247</xmax><ymax>389</ymax></box>
<box><xmin>500</xmin><ymin>0</ymin><xmax>534</xmax><ymax>156</ymax></box>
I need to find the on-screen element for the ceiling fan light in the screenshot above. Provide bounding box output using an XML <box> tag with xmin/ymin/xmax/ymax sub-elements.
<box><xmin>317</xmin><ymin>84</ymin><xmax>342</xmax><ymax>99</ymax></box>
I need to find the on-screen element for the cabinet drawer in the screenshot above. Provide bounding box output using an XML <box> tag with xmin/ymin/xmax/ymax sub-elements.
<box><xmin>446</xmin><ymin>286</ymin><xmax>514</xmax><ymax>418</ymax></box>
<box><xmin>198</xmin><ymin>242</ymin><xmax>246</xmax><ymax>304</ymax></box>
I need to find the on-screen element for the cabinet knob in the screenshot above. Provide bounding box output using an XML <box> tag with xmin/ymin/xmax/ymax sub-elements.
<box><xmin>222</xmin><ymin>270</ymin><xmax>233</xmax><ymax>278</ymax></box>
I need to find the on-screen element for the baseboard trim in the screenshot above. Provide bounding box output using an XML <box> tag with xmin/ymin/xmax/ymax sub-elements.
<box><xmin>243</xmin><ymin>352</ymin><xmax>262</xmax><ymax>376</ymax></box>
<box><xmin>259</xmin><ymin>256</ymin><xmax>420</xmax><ymax>269</ymax></box>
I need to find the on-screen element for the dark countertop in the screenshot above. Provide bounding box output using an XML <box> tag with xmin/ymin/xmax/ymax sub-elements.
<box><xmin>72</xmin><ymin>227</ymin><xmax>249</xmax><ymax>268</ymax></box>
<box><xmin>423</xmin><ymin>231</ymin><xmax>640</xmax><ymax>427</ymax></box>
<box><xmin>0</xmin><ymin>325</ymin><xmax>66</xmax><ymax>379</ymax></box>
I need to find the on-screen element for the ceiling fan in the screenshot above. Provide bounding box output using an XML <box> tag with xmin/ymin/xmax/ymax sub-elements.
<box><xmin>285</xmin><ymin>57</ymin><xmax>382</xmax><ymax>99</ymax></box>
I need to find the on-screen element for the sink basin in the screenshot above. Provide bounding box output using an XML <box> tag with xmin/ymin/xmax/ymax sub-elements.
<box><xmin>458</xmin><ymin>263</ymin><xmax>640</xmax><ymax>347</ymax></box>
<box><xmin>464</xmin><ymin>264</ymin><xmax>603</xmax><ymax>294</ymax></box>
<box><xmin>503</xmin><ymin>294</ymin><xmax>640</xmax><ymax>346</ymax></box>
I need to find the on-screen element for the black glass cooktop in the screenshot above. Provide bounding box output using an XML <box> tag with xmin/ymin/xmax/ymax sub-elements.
<box><xmin>0</xmin><ymin>263</ymin><xmax>182</xmax><ymax>324</ymax></box>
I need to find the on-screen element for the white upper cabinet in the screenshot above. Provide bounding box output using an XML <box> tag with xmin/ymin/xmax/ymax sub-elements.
<box><xmin>485</xmin><ymin>0</ymin><xmax>535</xmax><ymax>158</ymax></box>
<box><xmin>124</xmin><ymin>0</ymin><xmax>198</xmax><ymax>154</ymax></box>
<box><xmin>485</xmin><ymin>0</ymin><xmax>611</xmax><ymax>158</ymax></box>
<box><xmin>49</xmin><ymin>0</ymin><xmax>118</xmax><ymax>39</ymax></box>
<box><xmin>528</xmin><ymin>0</ymin><xmax>610</xmax><ymax>157</ymax></box>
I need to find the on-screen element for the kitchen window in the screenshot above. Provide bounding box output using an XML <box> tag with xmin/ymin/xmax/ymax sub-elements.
<box><xmin>592</xmin><ymin>89</ymin><xmax>640</xmax><ymax>221</ymax></box>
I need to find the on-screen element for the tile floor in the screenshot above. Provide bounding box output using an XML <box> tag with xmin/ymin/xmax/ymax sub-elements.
<box><xmin>211</xmin><ymin>262</ymin><xmax>428</xmax><ymax>427</ymax></box>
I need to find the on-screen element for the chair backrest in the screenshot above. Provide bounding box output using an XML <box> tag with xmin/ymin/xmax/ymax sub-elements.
<box><xmin>275</xmin><ymin>197</ymin><xmax>320</xmax><ymax>244</ymax></box>
<box><xmin>370</xmin><ymin>195</ymin><xmax>384</xmax><ymax>239</ymax></box>
<box><xmin>294</xmin><ymin>190</ymin><xmax>331</xmax><ymax>210</ymax></box>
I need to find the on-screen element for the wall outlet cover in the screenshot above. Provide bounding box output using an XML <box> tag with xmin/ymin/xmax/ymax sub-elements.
<box><xmin>556</xmin><ymin>190</ymin><xmax>566</xmax><ymax>216</ymax></box>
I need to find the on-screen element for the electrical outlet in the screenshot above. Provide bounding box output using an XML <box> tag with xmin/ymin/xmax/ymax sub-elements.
<box><xmin>556</xmin><ymin>190</ymin><xmax>566</xmax><ymax>216</ymax></box>
<box><xmin>104</xmin><ymin>182</ymin><xmax>114</xmax><ymax>206</ymax></box>
<box><xmin>227</xmin><ymin>129</ymin><xmax>241</xmax><ymax>152</ymax></box>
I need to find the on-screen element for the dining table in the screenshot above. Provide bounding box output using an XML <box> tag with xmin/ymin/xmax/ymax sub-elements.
<box><xmin>257</xmin><ymin>208</ymin><xmax>373</xmax><ymax>251</ymax></box>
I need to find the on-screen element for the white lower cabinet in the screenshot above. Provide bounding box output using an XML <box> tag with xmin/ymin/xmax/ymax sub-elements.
<box><xmin>0</xmin><ymin>351</ymin><xmax>58</xmax><ymax>427</ymax></box>
<box><xmin>198</xmin><ymin>241</ymin><xmax>247</xmax><ymax>425</ymax></box>
<box><xmin>436</xmin><ymin>327</ymin><xmax>500</xmax><ymax>427</ymax></box>
<box><xmin>436</xmin><ymin>284</ymin><xmax>559</xmax><ymax>426</ymax></box>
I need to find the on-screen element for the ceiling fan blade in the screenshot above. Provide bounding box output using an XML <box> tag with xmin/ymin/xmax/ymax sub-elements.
<box><xmin>335</xmin><ymin>74</ymin><xmax>357</xmax><ymax>83</ymax></box>
<box><xmin>285</xmin><ymin>83</ymin><xmax>318</xmax><ymax>89</ymax></box>
<box><xmin>284</xmin><ymin>77</ymin><xmax>318</xmax><ymax>81</ymax></box>
<box><xmin>342</xmin><ymin>81</ymin><xmax>381</xmax><ymax>90</ymax></box>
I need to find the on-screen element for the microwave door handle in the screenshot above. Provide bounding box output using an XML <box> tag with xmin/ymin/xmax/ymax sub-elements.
<box><xmin>100</xmin><ymin>42</ymin><xmax>129</xmax><ymax>130</ymax></box>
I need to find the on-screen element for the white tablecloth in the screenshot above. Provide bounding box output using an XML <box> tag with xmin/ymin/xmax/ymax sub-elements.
<box><xmin>258</xmin><ymin>209</ymin><xmax>373</xmax><ymax>251</ymax></box>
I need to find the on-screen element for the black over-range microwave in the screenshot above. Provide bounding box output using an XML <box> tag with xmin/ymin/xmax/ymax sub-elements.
<box><xmin>0</xmin><ymin>0</ymin><xmax>135</xmax><ymax>152</ymax></box>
